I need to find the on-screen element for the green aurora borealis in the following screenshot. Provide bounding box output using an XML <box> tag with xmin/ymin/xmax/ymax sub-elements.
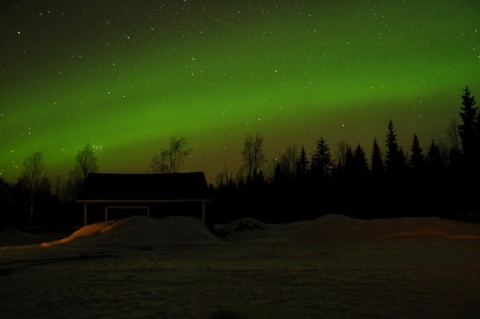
<box><xmin>1</xmin><ymin>1</ymin><xmax>480</xmax><ymax>184</ymax></box>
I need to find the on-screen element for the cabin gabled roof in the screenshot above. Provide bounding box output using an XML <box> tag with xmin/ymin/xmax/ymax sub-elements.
<box><xmin>76</xmin><ymin>172</ymin><xmax>210</xmax><ymax>202</ymax></box>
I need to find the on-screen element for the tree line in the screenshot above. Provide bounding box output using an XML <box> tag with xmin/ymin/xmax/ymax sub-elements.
<box><xmin>211</xmin><ymin>86</ymin><xmax>480</xmax><ymax>223</ymax></box>
<box><xmin>2</xmin><ymin>86</ymin><xmax>479</xmax><ymax>229</ymax></box>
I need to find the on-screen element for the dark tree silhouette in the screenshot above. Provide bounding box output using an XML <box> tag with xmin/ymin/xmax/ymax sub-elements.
<box><xmin>426</xmin><ymin>139</ymin><xmax>443</xmax><ymax>175</ymax></box>
<box><xmin>408</xmin><ymin>134</ymin><xmax>425</xmax><ymax>177</ymax></box>
<box><xmin>336</xmin><ymin>139</ymin><xmax>350</xmax><ymax>168</ymax></box>
<box><xmin>370</xmin><ymin>137</ymin><xmax>384</xmax><ymax>180</ymax></box>
<box><xmin>19</xmin><ymin>151</ymin><xmax>49</xmax><ymax>218</ymax></box>
<box><xmin>384</xmin><ymin>120</ymin><xmax>406</xmax><ymax>178</ymax></box>
<box><xmin>406</xmin><ymin>134</ymin><xmax>427</xmax><ymax>216</ymax></box>
<box><xmin>353</xmin><ymin>144</ymin><xmax>370</xmax><ymax>178</ymax></box>
<box><xmin>341</xmin><ymin>146</ymin><xmax>353</xmax><ymax>177</ymax></box>
<box><xmin>446</xmin><ymin>119</ymin><xmax>461</xmax><ymax>152</ymax></box>
<box><xmin>275</xmin><ymin>144</ymin><xmax>298</xmax><ymax>181</ymax></box>
<box><xmin>241</xmin><ymin>133</ymin><xmax>267</xmax><ymax>183</ymax></box>
<box><xmin>458</xmin><ymin>86</ymin><xmax>479</xmax><ymax>169</ymax></box>
<box><xmin>151</xmin><ymin>137</ymin><xmax>191</xmax><ymax>174</ymax></box>
<box><xmin>335</xmin><ymin>144</ymin><xmax>370</xmax><ymax>218</ymax></box>
<box><xmin>310</xmin><ymin>136</ymin><xmax>332</xmax><ymax>180</ymax></box>
<box><xmin>74</xmin><ymin>143</ymin><xmax>98</xmax><ymax>181</ymax></box>
<box><xmin>296</xmin><ymin>146</ymin><xmax>309</xmax><ymax>178</ymax></box>
<box><xmin>215</xmin><ymin>164</ymin><xmax>235</xmax><ymax>189</ymax></box>
<box><xmin>64</xmin><ymin>143</ymin><xmax>99</xmax><ymax>202</ymax></box>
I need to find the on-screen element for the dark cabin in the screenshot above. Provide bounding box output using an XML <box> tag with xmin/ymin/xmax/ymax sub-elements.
<box><xmin>76</xmin><ymin>172</ymin><xmax>211</xmax><ymax>226</ymax></box>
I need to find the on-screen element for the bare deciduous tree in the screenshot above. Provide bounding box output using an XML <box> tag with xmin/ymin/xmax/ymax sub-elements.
<box><xmin>241</xmin><ymin>133</ymin><xmax>267</xmax><ymax>182</ymax></box>
<box><xmin>73</xmin><ymin>143</ymin><xmax>98</xmax><ymax>181</ymax></box>
<box><xmin>276</xmin><ymin>144</ymin><xmax>298</xmax><ymax>179</ymax></box>
<box><xmin>20</xmin><ymin>151</ymin><xmax>48</xmax><ymax>217</ymax></box>
<box><xmin>64</xmin><ymin>143</ymin><xmax>99</xmax><ymax>201</ymax></box>
<box><xmin>215</xmin><ymin>163</ymin><xmax>235</xmax><ymax>188</ymax></box>
<box><xmin>336</xmin><ymin>139</ymin><xmax>350</xmax><ymax>168</ymax></box>
<box><xmin>151</xmin><ymin>137</ymin><xmax>191</xmax><ymax>173</ymax></box>
<box><xmin>446</xmin><ymin>119</ymin><xmax>461</xmax><ymax>151</ymax></box>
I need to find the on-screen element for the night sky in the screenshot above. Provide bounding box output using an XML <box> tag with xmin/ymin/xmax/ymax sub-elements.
<box><xmin>1</xmin><ymin>1</ymin><xmax>479</xmax><ymax>185</ymax></box>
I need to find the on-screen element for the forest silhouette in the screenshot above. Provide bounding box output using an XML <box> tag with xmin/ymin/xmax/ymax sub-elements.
<box><xmin>2</xmin><ymin>86</ymin><xmax>479</xmax><ymax>231</ymax></box>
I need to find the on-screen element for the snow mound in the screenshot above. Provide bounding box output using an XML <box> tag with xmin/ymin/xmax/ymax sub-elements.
<box><xmin>42</xmin><ymin>215</ymin><xmax>220</xmax><ymax>248</ymax></box>
<box><xmin>215</xmin><ymin>218</ymin><xmax>309</xmax><ymax>243</ymax></box>
<box><xmin>0</xmin><ymin>227</ymin><xmax>41</xmax><ymax>246</ymax></box>
<box><xmin>215</xmin><ymin>218</ymin><xmax>268</xmax><ymax>237</ymax></box>
<box><xmin>291</xmin><ymin>214</ymin><xmax>480</xmax><ymax>242</ymax></box>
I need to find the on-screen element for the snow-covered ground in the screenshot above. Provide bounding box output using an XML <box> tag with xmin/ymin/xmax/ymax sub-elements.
<box><xmin>1</xmin><ymin>214</ymin><xmax>480</xmax><ymax>318</ymax></box>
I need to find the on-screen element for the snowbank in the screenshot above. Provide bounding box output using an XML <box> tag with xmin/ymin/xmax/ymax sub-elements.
<box><xmin>215</xmin><ymin>218</ymin><xmax>309</xmax><ymax>243</ymax></box>
<box><xmin>2</xmin><ymin>214</ymin><xmax>480</xmax><ymax>319</ymax></box>
<box><xmin>215</xmin><ymin>214</ymin><xmax>480</xmax><ymax>244</ymax></box>
<box><xmin>291</xmin><ymin>214</ymin><xmax>480</xmax><ymax>242</ymax></box>
<box><xmin>0</xmin><ymin>227</ymin><xmax>42</xmax><ymax>246</ymax></box>
<box><xmin>215</xmin><ymin>218</ymin><xmax>269</xmax><ymax>237</ymax></box>
<box><xmin>3</xmin><ymin>214</ymin><xmax>480</xmax><ymax>248</ymax></box>
<box><xmin>42</xmin><ymin>215</ymin><xmax>221</xmax><ymax>248</ymax></box>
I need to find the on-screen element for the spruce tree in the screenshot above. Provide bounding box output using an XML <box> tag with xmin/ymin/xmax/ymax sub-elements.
<box><xmin>296</xmin><ymin>146</ymin><xmax>309</xmax><ymax>178</ymax></box>
<box><xmin>426</xmin><ymin>139</ymin><xmax>443</xmax><ymax>176</ymax></box>
<box><xmin>353</xmin><ymin>144</ymin><xmax>370</xmax><ymax>178</ymax></box>
<box><xmin>310</xmin><ymin>136</ymin><xmax>332</xmax><ymax>180</ymax></box>
<box><xmin>409</xmin><ymin>134</ymin><xmax>425</xmax><ymax>177</ymax></box>
<box><xmin>458</xmin><ymin>86</ymin><xmax>479</xmax><ymax>165</ymax></box>
<box><xmin>384</xmin><ymin>120</ymin><xmax>406</xmax><ymax>178</ymax></box>
<box><xmin>384</xmin><ymin>120</ymin><xmax>408</xmax><ymax>215</ymax></box>
<box><xmin>343</xmin><ymin>146</ymin><xmax>355</xmax><ymax>178</ymax></box>
<box><xmin>370</xmin><ymin>137</ymin><xmax>384</xmax><ymax>179</ymax></box>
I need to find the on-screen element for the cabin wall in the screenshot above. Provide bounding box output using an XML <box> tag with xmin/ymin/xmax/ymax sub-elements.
<box><xmin>83</xmin><ymin>202</ymin><xmax>205</xmax><ymax>224</ymax></box>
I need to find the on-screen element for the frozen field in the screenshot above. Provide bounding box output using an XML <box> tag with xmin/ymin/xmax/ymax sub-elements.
<box><xmin>1</xmin><ymin>214</ymin><xmax>480</xmax><ymax>319</ymax></box>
